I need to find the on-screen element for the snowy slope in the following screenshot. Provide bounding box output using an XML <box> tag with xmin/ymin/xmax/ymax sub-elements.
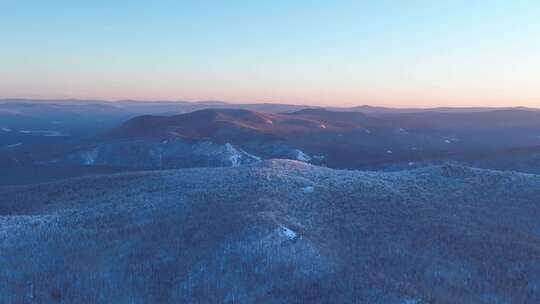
<box><xmin>1</xmin><ymin>161</ymin><xmax>540</xmax><ymax>303</ymax></box>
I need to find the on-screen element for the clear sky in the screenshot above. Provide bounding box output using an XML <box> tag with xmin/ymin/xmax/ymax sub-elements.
<box><xmin>1</xmin><ymin>1</ymin><xmax>539</xmax><ymax>107</ymax></box>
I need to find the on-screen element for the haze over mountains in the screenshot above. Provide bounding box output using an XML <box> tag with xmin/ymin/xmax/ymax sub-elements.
<box><xmin>3</xmin><ymin>98</ymin><xmax>536</xmax><ymax>114</ymax></box>
<box><xmin>2</xmin><ymin>98</ymin><xmax>540</xmax><ymax>185</ymax></box>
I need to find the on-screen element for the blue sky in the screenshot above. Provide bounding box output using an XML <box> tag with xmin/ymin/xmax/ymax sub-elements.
<box><xmin>1</xmin><ymin>1</ymin><xmax>539</xmax><ymax>107</ymax></box>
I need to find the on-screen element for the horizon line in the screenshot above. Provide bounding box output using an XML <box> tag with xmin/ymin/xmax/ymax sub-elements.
<box><xmin>1</xmin><ymin>97</ymin><xmax>538</xmax><ymax>110</ymax></box>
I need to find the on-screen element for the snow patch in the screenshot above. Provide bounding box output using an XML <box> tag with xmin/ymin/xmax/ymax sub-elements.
<box><xmin>19</xmin><ymin>130</ymin><xmax>66</xmax><ymax>137</ymax></box>
<box><xmin>386</xmin><ymin>150</ymin><xmax>393</xmax><ymax>154</ymax></box>
<box><xmin>224</xmin><ymin>143</ymin><xmax>261</xmax><ymax>167</ymax></box>
<box><xmin>81</xmin><ymin>149</ymin><xmax>99</xmax><ymax>165</ymax></box>
<box><xmin>265</xmin><ymin>119</ymin><xmax>273</xmax><ymax>124</ymax></box>
<box><xmin>408</xmin><ymin>162</ymin><xmax>415</xmax><ymax>166</ymax></box>
<box><xmin>6</xmin><ymin>143</ymin><xmax>22</xmax><ymax>148</ymax></box>
<box><xmin>302</xmin><ymin>186</ymin><xmax>314</xmax><ymax>193</ymax></box>
<box><xmin>244</xmin><ymin>151</ymin><xmax>261</xmax><ymax>162</ymax></box>
<box><xmin>279</xmin><ymin>226</ymin><xmax>298</xmax><ymax>240</ymax></box>
<box><xmin>312</xmin><ymin>155</ymin><xmax>325</xmax><ymax>161</ymax></box>
<box><xmin>320</xmin><ymin>124</ymin><xmax>327</xmax><ymax>129</ymax></box>
<box><xmin>396</xmin><ymin>127</ymin><xmax>408</xmax><ymax>134</ymax></box>
<box><xmin>225</xmin><ymin>143</ymin><xmax>242</xmax><ymax>167</ymax></box>
<box><xmin>444</xmin><ymin>139</ymin><xmax>451</xmax><ymax>144</ymax></box>
<box><xmin>295</xmin><ymin>149</ymin><xmax>311</xmax><ymax>162</ymax></box>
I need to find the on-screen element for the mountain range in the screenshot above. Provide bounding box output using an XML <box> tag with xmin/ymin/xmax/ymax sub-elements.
<box><xmin>3</xmin><ymin>99</ymin><xmax>540</xmax><ymax>185</ymax></box>
<box><xmin>3</xmin><ymin>99</ymin><xmax>540</xmax><ymax>303</ymax></box>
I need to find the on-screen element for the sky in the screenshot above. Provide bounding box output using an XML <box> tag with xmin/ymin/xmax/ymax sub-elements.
<box><xmin>1</xmin><ymin>0</ymin><xmax>539</xmax><ymax>107</ymax></box>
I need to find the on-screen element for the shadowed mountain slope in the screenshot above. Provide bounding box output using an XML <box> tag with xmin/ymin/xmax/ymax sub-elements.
<box><xmin>106</xmin><ymin>108</ymin><xmax>379</xmax><ymax>141</ymax></box>
<box><xmin>390</xmin><ymin>109</ymin><xmax>540</xmax><ymax>129</ymax></box>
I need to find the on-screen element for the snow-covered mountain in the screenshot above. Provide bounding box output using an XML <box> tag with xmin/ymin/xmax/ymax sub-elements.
<box><xmin>61</xmin><ymin>139</ymin><xmax>260</xmax><ymax>169</ymax></box>
<box><xmin>1</xmin><ymin>160</ymin><xmax>540</xmax><ymax>303</ymax></box>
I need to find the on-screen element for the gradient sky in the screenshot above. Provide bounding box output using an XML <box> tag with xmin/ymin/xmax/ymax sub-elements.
<box><xmin>1</xmin><ymin>1</ymin><xmax>539</xmax><ymax>107</ymax></box>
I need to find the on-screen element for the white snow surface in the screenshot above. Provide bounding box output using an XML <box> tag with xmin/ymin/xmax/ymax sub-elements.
<box><xmin>19</xmin><ymin>130</ymin><xmax>66</xmax><ymax>137</ymax></box>
<box><xmin>302</xmin><ymin>186</ymin><xmax>315</xmax><ymax>193</ymax></box>
<box><xmin>279</xmin><ymin>226</ymin><xmax>298</xmax><ymax>239</ymax></box>
<box><xmin>6</xmin><ymin>143</ymin><xmax>22</xmax><ymax>148</ymax></box>
<box><xmin>81</xmin><ymin>149</ymin><xmax>99</xmax><ymax>165</ymax></box>
<box><xmin>295</xmin><ymin>149</ymin><xmax>312</xmax><ymax>162</ymax></box>
<box><xmin>225</xmin><ymin>143</ymin><xmax>242</xmax><ymax>167</ymax></box>
<box><xmin>224</xmin><ymin>143</ymin><xmax>261</xmax><ymax>167</ymax></box>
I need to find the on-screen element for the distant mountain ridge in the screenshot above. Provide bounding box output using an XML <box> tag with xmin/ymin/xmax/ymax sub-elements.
<box><xmin>106</xmin><ymin>108</ymin><xmax>380</xmax><ymax>141</ymax></box>
<box><xmin>109</xmin><ymin>107</ymin><xmax>540</xmax><ymax>140</ymax></box>
<box><xmin>2</xmin><ymin>98</ymin><xmax>537</xmax><ymax>114</ymax></box>
<box><xmin>4</xmin><ymin>101</ymin><xmax>540</xmax><ymax>185</ymax></box>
